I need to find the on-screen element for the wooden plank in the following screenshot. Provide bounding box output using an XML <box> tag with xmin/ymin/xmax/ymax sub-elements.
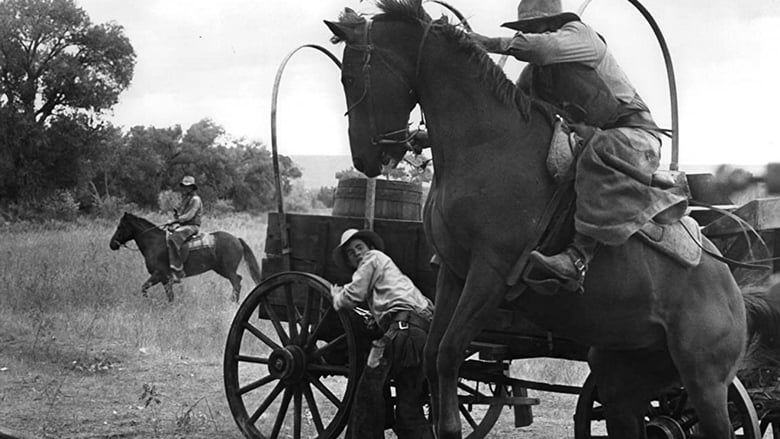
<box><xmin>702</xmin><ymin>197</ymin><xmax>780</xmax><ymax>236</ymax></box>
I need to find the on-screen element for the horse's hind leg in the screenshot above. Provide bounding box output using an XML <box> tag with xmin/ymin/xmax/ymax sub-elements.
<box><xmin>666</xmin><ymin>293</ymin><xmax>745</xmax><ymax>438</ymax></box>
<box><xmin>589</xmin><ymin>348</ymin><xmax>678</xmax><ymax>438</ymax></box>
<box><xmin>229</xmin><ymin>272</ymin><xmax>242</xmax><ymax>303</ymax></box>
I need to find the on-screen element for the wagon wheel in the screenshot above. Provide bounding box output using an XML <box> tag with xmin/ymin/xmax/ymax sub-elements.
<box><xmin>455</xmin><ymin>358</ymin><xmax>515</xmax><ymax>439</ymax></box>
<box><xmin>574</xmin><ymin>374</ymin><xmax>760</xmax><ymax>438</ymax></box>
<box><xmin>224</xmin><ymin>272</ymin><xmax>360</xmax><ymax>439</ymax></box>
<box><xmin>457</xmin><ymin>377</ymin><xmax>509</xmax><ymax>439</ymax></box>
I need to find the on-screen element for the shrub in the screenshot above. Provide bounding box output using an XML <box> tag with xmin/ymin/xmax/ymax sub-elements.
<box><xmin>211</xmin><ymin>199</ymin><xmax>236</xmax><ymax>216</ymax></box>
<box><xmin>94</xmin><ymin>195</ymin><xmax>139</xmax><ymax>219</ymax></box>
<box><xmin>157</xmin><ymin>190</ymin><xmax>181</xmax><ymax>214</ymax></box>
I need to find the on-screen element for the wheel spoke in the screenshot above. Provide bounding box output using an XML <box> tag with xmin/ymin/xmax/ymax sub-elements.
<box><xmin>300</xmin><ymin>292</ymin><xmax>316</xmax><ymax>341</ymax></box>
<box><xmin>310</xmin><ymin>334</ymin><xmax>347</xmax><ymax>360</ymax></box>
<box><xmin>249</xmin><ymin>381</ymin><xmax>285</xmax><ymax>424</ymax></box>
<box><xmin>307</xmin><ymin>363</ymin><xmax>350</xmax><ymax>375</ymax></box>
<box><xmin>261</xmin><ymin>297</ymin><xmax>290</xmax><ymax>345</ymax></box>
<box><xmin>244</xmin><ymin>321</ymin><xmax>282</xmax><ymax>351</ymax></box>
<box><xmin>271</xmin><ymin>387</ymin><xmax>294</xmax><ymax>438</ymax></box>
<box><xmin>284</xmin><ymin>284</ymin><xmax>299</xmax><ymax>342</ymax></box>
<box><xmin>307</xmin><ymin>307</ymin><xmax>334</xmax><ymax>347</ymax></box>
<box><xmin>458</xmin><ymin>403</ymin><xmax>479</xmax><ymax>429</ymax></box>
<box><xmin>235</xmin><ymin>354</ymin><xmax>269</xmax><ymax>364</ymax></box>
<box><xmin>308</xmin><ymin>372</ymin><xmax>342</xmax><ymax>406</ymax></box>
<box><xmin>293</xmin><ymin>385</ymin><xmax>303</xmax><ymax>439</ymax></box>
<box><xmin>239</xmin><ymin>373</ymin><xmax>276</xmax><ymax>396</ymax></box>
<box><xmin>303</xmin><ymin>381</ymin><xmax>325</xmax><ymax>433</ymax></box>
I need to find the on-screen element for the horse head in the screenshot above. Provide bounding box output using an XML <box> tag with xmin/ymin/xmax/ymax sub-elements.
<box><xmin>109</xmin><ymin>212</ymin><xmax>135</xmax><ymax>250</ymax></box>
<box><xmin>325</xmin><ymin>1</ymin><xmax>429</xmax><ymax>177</ymax></box>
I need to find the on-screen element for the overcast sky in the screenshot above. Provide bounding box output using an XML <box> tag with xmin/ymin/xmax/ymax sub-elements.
<box><xmin>76</xmin><ymin>0</ymin><xmax>780</xmax><ymax>166</ymax></box>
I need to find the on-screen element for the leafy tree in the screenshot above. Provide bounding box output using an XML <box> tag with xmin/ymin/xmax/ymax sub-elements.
<box><xmin>0</xmin><ymin>0</ymin><xmax>135</xmax><ymax>200</ymax></box>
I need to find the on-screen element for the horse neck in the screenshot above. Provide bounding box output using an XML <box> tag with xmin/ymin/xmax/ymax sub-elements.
<box><xmin>416</xmin><ymin>35</ymin><xmax>552</xmax><ymax>189</ymax></box>
<box><xmin>127</xmin><ymin>216</ymin><xmax>164</xmax><ymax>254</ymax></box>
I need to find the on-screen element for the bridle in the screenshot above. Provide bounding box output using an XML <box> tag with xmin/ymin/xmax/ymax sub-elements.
<box><xmin>111</xmin><ymin>221</ymin><xmax>164</xmax><ymax>251</ymax></box>
<box><xmin>343</xmin><ymin>18</ymin><xmax>433</xmax><ymax>152</ymax></box>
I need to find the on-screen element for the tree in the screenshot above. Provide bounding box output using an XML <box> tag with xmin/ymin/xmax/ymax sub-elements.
<box><xmin>0</xmin><ymin>0</ymin><xmax>135</xmax><ymax>200</ymax></box>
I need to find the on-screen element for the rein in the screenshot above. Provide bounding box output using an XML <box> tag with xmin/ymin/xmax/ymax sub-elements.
<box><xmin>112</xmin><ymin>222</ymin><xmax>164</xmax><ymax>251</ymax></box>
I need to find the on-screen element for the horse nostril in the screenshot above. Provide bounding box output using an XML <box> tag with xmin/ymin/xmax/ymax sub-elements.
<box><xmin>353</xmin><ymin>158</ymin><xmax>364</xmax><ymax>172</ymax></box>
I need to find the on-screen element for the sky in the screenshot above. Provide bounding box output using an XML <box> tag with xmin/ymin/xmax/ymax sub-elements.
<box><xmin>75</xmin><ymin>0</ymin><xmax>780</xmax><ymax>166</ymax></box>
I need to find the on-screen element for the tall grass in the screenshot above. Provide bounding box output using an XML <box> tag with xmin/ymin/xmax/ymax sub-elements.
<box><xmin>0</xmin><ymin>212</ymin><xmax>269</xmax><ymax>364</ymax></box>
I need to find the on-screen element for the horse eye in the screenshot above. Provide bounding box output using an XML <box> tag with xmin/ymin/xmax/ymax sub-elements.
<box><xmin>341</xmin><ymin>76</ymin><xmax>355</xmax><ymax>87</ymax></box>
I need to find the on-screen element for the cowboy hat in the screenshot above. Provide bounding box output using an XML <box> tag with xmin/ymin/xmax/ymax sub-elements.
<box><xmin>180</xmin><ymin>176</ymin><xmax>197</xmax><ymax>189</ymax></box>
<box><xmin>332</xmin><ymin>228</ymin><xmax>385</xmax><ymax>270</ymax></box>
<box><xmin>501</xmin><ymin>0</ymin><xmax>579</xmax><ymax>32</ymax></box>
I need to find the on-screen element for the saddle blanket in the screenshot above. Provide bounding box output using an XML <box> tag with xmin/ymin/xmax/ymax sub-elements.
<box><xmin>184</xmin><ymin>232</ymin><xmax>215</xmax><ymax>251</ymax></box>
<box><xmin>636</xmin><ymin>216</ymin><xmax>702</xmax><ymax>268</ymax></box>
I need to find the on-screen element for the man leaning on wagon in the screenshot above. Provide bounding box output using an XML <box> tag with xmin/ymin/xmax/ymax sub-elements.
<box><xmin>165</xmin><ymin>176</ymin><xmax>203</xmax><ymax>283</ymax></box>
<box><xmin>468</xmin><ymin>0</ymin><xmax>686</xmax><ymax>293</ymax></box>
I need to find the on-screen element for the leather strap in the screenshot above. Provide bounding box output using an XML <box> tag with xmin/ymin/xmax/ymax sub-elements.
<box><xmin>384</xmin><ymin>310</ymin><xmax>430</xmax><ymax>333</ymax></box>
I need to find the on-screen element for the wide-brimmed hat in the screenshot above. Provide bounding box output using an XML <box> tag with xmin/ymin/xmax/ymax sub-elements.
<box><xmin>180</xmin><ymin>176</ymin><xmax>197</xmax><ymax>189</ymax></box>
<box><xmin>501</xmin><ymin>0</ymin><xmax>578</xmax><ymax>32</ymax></box>
<box><xmin>332</xmin><ymin>229</ymin><xmax>385</xmax><ymax>270</ymax></box>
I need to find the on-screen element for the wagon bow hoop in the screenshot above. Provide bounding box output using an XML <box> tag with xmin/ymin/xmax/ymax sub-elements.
<box><xmin>579</xmin><ymin>0</ymin><xmax>680</xmax><ymax>170</ymax></box>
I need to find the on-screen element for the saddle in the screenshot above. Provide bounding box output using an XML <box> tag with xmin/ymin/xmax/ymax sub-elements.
<box><xmin>636</xmin><ymin>217</ymin><xmax>702</xmax><ymax>268</ymax></box>
<box><xmin>179</xmin><ymin>232</ymin><xmax>216</xmax><ymax>262</ymax></box>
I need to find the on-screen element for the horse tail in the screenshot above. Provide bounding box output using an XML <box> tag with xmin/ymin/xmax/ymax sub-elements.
<box><xmin>239</xmin><ymin>238</ymin><xmax>262</xmax><ymax>285</ymax></box>
<box><xmin>743</xmin><ymin>281</ymin><xmax>780</xmax><ymax>370</ymax></box>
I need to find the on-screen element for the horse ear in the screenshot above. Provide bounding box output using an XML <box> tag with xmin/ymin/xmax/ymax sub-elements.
<box><xmin>324</xmin><ymin>20</ymin><xmax>360</xmax><ymax>44</ymax></box>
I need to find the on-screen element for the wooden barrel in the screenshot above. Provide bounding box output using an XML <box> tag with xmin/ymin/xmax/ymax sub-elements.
<box><xmin>332</xmin><ymin>178</ymin><xmax>423</xmax><ymax>220</ymax></box>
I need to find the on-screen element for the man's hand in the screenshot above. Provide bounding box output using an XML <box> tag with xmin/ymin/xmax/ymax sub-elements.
<box><xmin>569</xmin><ymin>123</ymin><xmax>597</xmax><ymax>144</ymax></box>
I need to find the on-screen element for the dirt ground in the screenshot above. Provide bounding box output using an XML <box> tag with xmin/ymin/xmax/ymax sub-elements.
<box><xmin>0</xmin><ymin>328</ymin><xmax>577</xmax><ymax>439</ymax></box>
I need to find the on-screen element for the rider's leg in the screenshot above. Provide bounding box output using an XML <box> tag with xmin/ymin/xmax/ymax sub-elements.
<box><xmin>529</xmin><ymin>232</ymin><xmax>599</xmax><ymax>292</ymax></box>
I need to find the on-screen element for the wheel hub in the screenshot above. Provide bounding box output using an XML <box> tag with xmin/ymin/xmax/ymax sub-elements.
<box><xmin>268</xmin><ymin>345</ymin><xmax>306</xmax><ymax>381</ymax></box>
<box><xmin>647</xmin><ymin>414</ymin><xmax>694</xmax><ymax>439</ymax></box>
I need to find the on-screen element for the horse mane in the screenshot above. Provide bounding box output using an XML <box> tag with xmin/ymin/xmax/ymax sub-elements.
<box><xmin>372</xmin><ymin>0</ymin><xmax>533</xmax><ymax>119</ymax></box>
<box><xmin>124</xmin><ymin>212</ymin><xmax>156</xmax><ymax>229</ymax></box>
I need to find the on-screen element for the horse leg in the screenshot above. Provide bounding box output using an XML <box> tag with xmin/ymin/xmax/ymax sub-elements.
<box><xmin>436</xmin><ymin>258</ymin><xmax>504</xmax><ymax>439</ymax></box>
<box><xmin>163</xmin><ymin>275</ymin><xmax>176</xmax><ymax>303</ymax></box>
<box><xmin>666</xmin><ymin>289</ymin><xmax>745</xmax><ymax>439</ymax></box>
<box><xmin>424</xmin><ymin>263</ymin><xmax>463</xmax><ymax>433</ymax></box>
<box><xmin>589</xmin><ymin>348</ymin><xmax>678</xmax><ymax>439</ymax></box>
<box><xmin>141</xmin><ymin>273</ymin><xmax>165</xmax><ymax>298</ymax></box>
<box><xmin>229</xmin><ymin>272</ymin><xmax>242</xmax><ymax>303</ymax></box>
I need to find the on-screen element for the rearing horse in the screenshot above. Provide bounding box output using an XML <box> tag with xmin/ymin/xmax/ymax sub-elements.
<box><xmin>109</xmin><ymin>212</ymin><xmax>261</xmax><ymax>302</ymax></box>
<box><xmin>325</xmin><ymin>2</ymin><xmax>777</xmax><ymax>438</ymax></box>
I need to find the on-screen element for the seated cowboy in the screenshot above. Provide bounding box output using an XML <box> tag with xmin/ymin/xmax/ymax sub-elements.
<box><xmin>165</xmin><ymin>176</ymin><xmax>203</xmax><ymax>283</ymax></box>
<box><xmin>330</xmin><ymin>228</ymin><xmax>435</xmax><ymax>439</ymax></box>
<box><xmin>468</xmin><ymin>0</ymin><xmax>686</xmax><ymax>293</ymax></box>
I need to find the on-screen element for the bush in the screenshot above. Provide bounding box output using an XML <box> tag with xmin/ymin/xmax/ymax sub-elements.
<box><xmin>94</xmin><ymin>195</ymin><xmax>139</xmax><ymax>219</ymax></box>
<box><xmin>157</xmin><ymin>190</ymin><xmax>181</xmax><ymax>214</ymax></box>
<box><xmin>1</xmin><ymin>190</ymin><xmax>80</xmax><ymax>222</ymax></box>
<box><xmin>211</xmin><ymin>199</ymin><xmax>236</xmax><ymax>216</ymax></box>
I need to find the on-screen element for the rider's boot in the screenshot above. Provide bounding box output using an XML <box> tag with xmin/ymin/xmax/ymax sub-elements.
<box><xmin>529</xmin><ymin>233</ymin><xmax>599</xmax><ymax>293</ymax></box>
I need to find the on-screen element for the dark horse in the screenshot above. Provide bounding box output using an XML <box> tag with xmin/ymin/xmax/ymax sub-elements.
<box><xmin>109</xmin><ymin>212</ymin><xmax>261</xmax><ymax>302</ymax></box>
<box><xmin>326</xmin><ymin>2</ymin><xmax>780</xmax><ymax>438</ymax></box>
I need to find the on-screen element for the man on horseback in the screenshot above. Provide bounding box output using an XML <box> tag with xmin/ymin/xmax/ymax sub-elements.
<box><xmin>469</xmin><ymin>0</ymin><xmax>686</xmax><ymax>293</ymax></box>
<box><xmin>165</xmin><ymin>176</ymin><xmax>203</xmax><ymax>283</ymax></box>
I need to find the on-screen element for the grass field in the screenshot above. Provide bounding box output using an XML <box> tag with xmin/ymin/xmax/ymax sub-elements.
<box><xmin>0</xmin><ymin>212</ymin><xmax>590</xmax><ymax>438</ymax></box>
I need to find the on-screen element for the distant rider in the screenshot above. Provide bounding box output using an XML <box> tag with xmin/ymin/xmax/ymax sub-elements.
<box><xmin>165</xmin><ymin>176</ymin><xmax>203</xmax><ymax>283</ymax></box>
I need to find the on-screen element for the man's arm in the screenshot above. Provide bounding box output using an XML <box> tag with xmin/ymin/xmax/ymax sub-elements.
<box><xmin>176</xmin><ymin>196</ymin><xmax>202</xmax><ymax>223</ymax></box>
<box><xmin>470</xmin><ymin>22</ymin><xmax>603</xmax><ymax>66</ymax></box>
